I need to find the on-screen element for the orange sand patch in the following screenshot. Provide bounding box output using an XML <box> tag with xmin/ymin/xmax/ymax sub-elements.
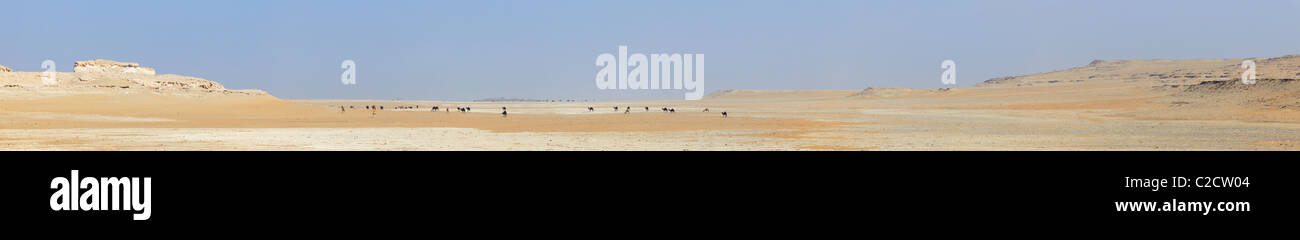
<box><xmin>0</xmin><ymin>90</ymin><xmax>845</xmax><ymax>134</ymax></box>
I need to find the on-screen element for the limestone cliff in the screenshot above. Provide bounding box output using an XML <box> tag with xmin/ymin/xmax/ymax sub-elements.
<box><xmin>73</xmin><ymin>59</ymin><xmax>157</xmax><ymax>75</ymax></box>
<box><xmin>0</xmin><ymin>59</ymin><xmax>266</xmax><ymax>96</ymax></box>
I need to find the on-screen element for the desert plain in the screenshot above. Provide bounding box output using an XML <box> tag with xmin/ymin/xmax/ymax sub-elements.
<box><xmin>2</xmin><ymin>57</ymin><xmax>1299</xmax><ymax>150</ymax></box>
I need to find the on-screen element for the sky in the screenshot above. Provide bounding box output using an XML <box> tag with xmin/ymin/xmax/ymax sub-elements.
<box><xmin>5</xmin><ymin>0</ymin><xmax>1300</xmax><ymax>100</ymax></box>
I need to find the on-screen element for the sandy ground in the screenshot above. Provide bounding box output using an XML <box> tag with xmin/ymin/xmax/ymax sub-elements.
<box><xmin>1</xmin><ymin>85</ymin><xmax>1298</xmax><ymax>150</ymax></box>
<box><xmin>4</xmin><ymin>55</ymin><xmax>1300</xmax><ymax>150</ymax></box>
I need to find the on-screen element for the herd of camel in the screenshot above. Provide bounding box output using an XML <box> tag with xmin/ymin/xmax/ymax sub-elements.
<box><xmin>588</xmin><ymin>106</ymin><xmax>725</xmax><ymax>117</ymax></box>
<box><xmin>341</xmin><ymin>105</ymin><xmax>727</xmax><ymax>118</ymax></box>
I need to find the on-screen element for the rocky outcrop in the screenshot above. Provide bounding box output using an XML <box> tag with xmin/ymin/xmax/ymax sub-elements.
<box><xmin>73</xmin><ymin>59</ymin><xmax>156</xmax><ymax>75</ymax></box>
<box><xmin>981</xmin><ymin>76</ymin><xmax>1019</xmax><ymax>85</ymax></box>
<box><xmin>0</xmin><ymin>59</ymin><xmax>268</xmax><ymax>96</ymax></box>
<box><xmin>979</xmin><ymin>55</ymin><xmax>1300</xmax><ymax>87</ymax></box>
<box><xmin>127</xmin><ymin>74</ymin><xmax>226</xmax><ymax>90</ymax></box>
<box><xmin>848</xmin><ymin>87</ymin><xmax>953</xmax><ymax>98</ymax></box>
<box><xmin>0</xmin><ymin>65</ymin><xmax>10</xmax><ymax>72</ymax></box>
<box><xmin>68</xmin><ymin>59</ymin><xmax>233</xmax><ymax>91</ymax></box>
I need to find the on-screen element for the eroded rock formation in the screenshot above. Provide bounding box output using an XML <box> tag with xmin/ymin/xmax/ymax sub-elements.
<box><xmin>73</xmin><ymin>59</ymin><xmax>156</xmax><ymax>75</ymax></box>
<box><xmin>0</xmin><ymin>59</ymin><xmax>265</xmax><ymax>96</ymax></box>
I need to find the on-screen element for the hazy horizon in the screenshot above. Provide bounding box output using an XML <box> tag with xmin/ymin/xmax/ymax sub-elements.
<box><xmin>5</xmin><ymin>0</ymin><xmax>1300</xmax><ymax>100</ymax></box>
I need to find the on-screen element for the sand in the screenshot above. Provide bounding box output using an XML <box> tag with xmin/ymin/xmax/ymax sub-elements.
<box><xmin>3</xmin><ymin>55</ymin><xmax>1300</xmax><ymax>150</ymax></box>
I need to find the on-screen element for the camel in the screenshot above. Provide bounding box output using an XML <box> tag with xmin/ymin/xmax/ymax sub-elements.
<box><xmin>588</xmin><ymin>107</ymin><xmax>595</xmax><ymax>112</ymax></box>
<box><xmin>722</xmin><ymin>112</ymin><xmax>728</xmax><ymax>118</ymax></box>
<box><xmin>703</xmin><ymin>108</ymin><xmax>710</xmax><ymax>112</ymax></box>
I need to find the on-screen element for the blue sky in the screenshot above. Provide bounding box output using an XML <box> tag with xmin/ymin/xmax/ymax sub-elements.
<box><xmin>5</xmin><ymin>0</ymin><xmax>1300</xmax><ymax>100</ymax></box>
